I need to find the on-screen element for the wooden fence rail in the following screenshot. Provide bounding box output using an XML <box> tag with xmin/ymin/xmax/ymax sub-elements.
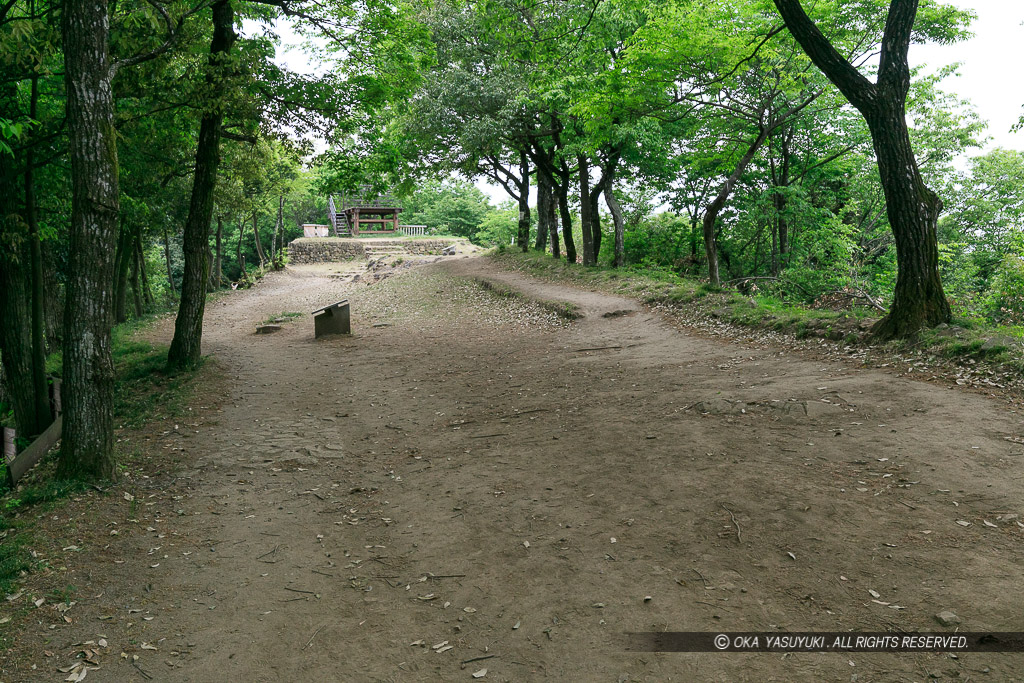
<box><xmin>3</xmin><ymin>380</ymin><xmax>62</xmax><ymax>488</ymax></box>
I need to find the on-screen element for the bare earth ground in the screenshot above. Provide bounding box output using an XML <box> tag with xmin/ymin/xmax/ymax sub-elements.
<box><xmin>4</xmin><ymin>254</ymin><xmax>1024</xmax><ymax>682</ymax></box>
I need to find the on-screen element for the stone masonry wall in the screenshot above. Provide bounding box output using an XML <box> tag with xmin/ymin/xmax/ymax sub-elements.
<box><xmin>287</xmin><ymin>237</ymin><xmax>467</xmax><ymax>264</ymax></box>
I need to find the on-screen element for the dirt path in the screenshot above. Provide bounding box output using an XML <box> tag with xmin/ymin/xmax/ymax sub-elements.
<box><xmin>11</xmin><ymin>256</ymin><xmax>1024</xmax><ymax>682</ymax></box>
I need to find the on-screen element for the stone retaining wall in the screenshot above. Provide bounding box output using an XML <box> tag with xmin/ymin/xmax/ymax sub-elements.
<box><xmin>287</xmin><ymin>237</ymin><xmax>467</xmax><ymax>263</ymax></box>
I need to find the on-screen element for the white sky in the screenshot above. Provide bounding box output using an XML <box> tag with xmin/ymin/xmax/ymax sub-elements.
<box><xmin>258</xmin><ymin>1</ymin><xmax>1024</xmax><ymax>204</ymax></box>
<box><xmin>914</xmin><ymin>0</ymin><xmax>1024</xmax><ymax>152</ymax></box>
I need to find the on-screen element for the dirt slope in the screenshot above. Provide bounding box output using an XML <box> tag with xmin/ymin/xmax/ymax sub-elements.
<box><xmin>6</xmin><ymin>256</ymin><xmax>1024</xmax><ymax>682</ymax></box>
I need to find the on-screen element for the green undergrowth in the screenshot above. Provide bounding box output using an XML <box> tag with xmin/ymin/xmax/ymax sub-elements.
<box><xmin>492</xmin><ymin>251</ymin><xmax>1024</xmax><ymax>375</ymax></box>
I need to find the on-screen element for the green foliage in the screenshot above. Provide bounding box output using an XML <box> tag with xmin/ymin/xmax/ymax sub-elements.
<box><xmin>401</xmin><ymin>179</ymin><xmax>500</xmax><ymax>240</ymax></box>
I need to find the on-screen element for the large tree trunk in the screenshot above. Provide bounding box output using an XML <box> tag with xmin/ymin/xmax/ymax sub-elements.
<box><xmin>702</xmin><ymin>127</ymin><xmax>769</xmax><ymax>286</ymax></box>
<box><xmin>168</xmin><ymin>0</ymin><xmax>235</xmax><ymax>370</ymax></box>
<box><xmin>577</xmin><ymin>155</ymin><xmax>594</xmax><ymax>266</ymax></box>
<box><xmin>772</xmin><ymin>0</ymin><xmax>951</xmax><ymax>338</ymax></box>
<box><xmin>866</xmin><ymin>99</ymin><xmax>949</xmax><ymax>337</ymax></box>
<box><xmin>58</xmin><ymin>0</ymin><xmax>119</xmax><ymax>480</ymax></box>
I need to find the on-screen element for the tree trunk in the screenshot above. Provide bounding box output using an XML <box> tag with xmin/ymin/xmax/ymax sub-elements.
<box><xmin>578</xmin><ymin>155</ymin><xmax>594</xmax><ymax>266</ymax></box>
<box><xmin>214</xmin><ymin>215</ymin><xmax>223</xmax><ymax>288</ymax></box>
<box><xmin>865</xmin><ymin>99</ymin><xmax>950</xmax><ymax>338</ymax></box>
<box><xmin>588</xmin><ymin>181</ymin><xmax>603</xmax><ymax>262</ymax></box>
<box><xmin>702</xmin><ymin>127</ymin><xmax>769</xmax><ymax>286</ymax></box>
<box><xmin>236</xmin><ymin>216</ymin><xmax>246</xmax><ymax>280</ymax></box>
<box><xmin>272</xmin><ymin>195</ymin><xmax>284</xmax><ymax>268</ymax></box>
<box><xmin>252</xmin><ymin>211</ymin><xmax>267</xmax><ymax>268</ymax></box>
<box><xmin>130</xmin><ymin>246</ymin><xmax>143</xmax><ymax>318</ymax></box>
<box><xmin>58</xmin><ymin>0</ymin><xmax>119</xmax><ymax>480</ymax></box>
<box><xmin>535</xmin><ymin>172</ymin><xmax>550</xmax><ymax>252</ymax></box>
<box><xmin>516</xmin><ymin>152</ymin><xmax>531</xmax><ymax>252</ymax></box>
<box><xmin>42</xmin><ymin>240</ymin><xmax>63</xmax><ymax>348</ymax></box>
<box><xmin>604</xmin><ymin>177</ymin><xmax>626</xmax><ymax>268</ymax></box>
<box><xmin>163</xmin><ymin>224</ymin><xmax>176</xmax><ymax>295</ymax></box>
<box><xmin>206</xmin><ymin>239</ymin><xmax>215</xmax><ymax>292</ymax></box>
<box><xmin>0</xmin><ymin>119</ymin><xmax>48</xmax><ymax>438</ymax></box>
<box><xmin>0</xmin><ymin>239</ymin><xmax>46</xmax><ymax>438</ymax></box>
<box><xmin>168</xmin><ymin>0</ymin><xmax>235</xmax><ymax>370</ymax></box>
<box><xmin>136</xmin><ymin>234</ymin><xmax>154</xmax><ymax>305</ymax></box>
<box><xmin>113</xmin><ymin>222</ymin><xmax>134</xmax><ymax>323</ymax></box>
<box><xmin>772</xmin><ymin>0</ymin><xmax>951</xmax><ymax>338</ymax></box>
<box><xmin>25</xmin><ymin>72</ymin><xmax>52</xmax><ymax>434</ymax></box>
<box><xmin>556</xmin><ymin>181</ymin><xmax>576</xmax><ymax>263</ymax></box>
<box><xmin>547</xmin><ymin>175</ymin><xmax>560</xmax><ymax>259</ymax></box>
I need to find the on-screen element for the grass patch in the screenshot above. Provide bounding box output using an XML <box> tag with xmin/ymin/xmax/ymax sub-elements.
<box><xmin>474</xmin><ymin>276</ymin><xmax>583</xmax><ymax>320</ymax></box>
<box><xmin>492</xmin><ymin>251</ymin><xmax>1024</xmax><ymax>387</ymax></box>
<box><xmin>262</xmin><ymin>311</ymin><xmax>303</xmax><ymax>325</ymax></box>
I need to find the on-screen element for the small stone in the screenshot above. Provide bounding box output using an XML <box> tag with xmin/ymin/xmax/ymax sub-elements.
<box><xmin>935</xmin><ymin>611</ymin><xmax>961</xmax><ymax>627</ymax></box>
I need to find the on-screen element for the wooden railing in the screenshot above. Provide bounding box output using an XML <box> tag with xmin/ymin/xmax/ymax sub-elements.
<box><xmin>398</xmin><ymin>225</ymin><xmax>427</xmax><ymax>237</ymax></box>
<box><xmin>3</xmin><ymin>380</ymin><xmax>62</xmax><ymax>487</ymax></box>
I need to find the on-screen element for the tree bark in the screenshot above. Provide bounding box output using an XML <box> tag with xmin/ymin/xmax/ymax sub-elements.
<box><xmin>136</xmin><ymin>234</ymin><xmax>153</xmax><ymax>306</ymax></box>
<box><xmin>163</xmin><ymin>224</ymin><xmax>176</xmax><ymax>295</ymax></box>
<box><xmin>236</xmin><ymin>216</ymin><xmax>246</xmax><ymax>280</ymax></box>
<box><xmin>252</xmin><ymin>211</ymin><xmax>267</xmax><ymax>268</ymax></box>
<box><xmin>578</xmin><ymin>155</ymin><xmax>594</xmax><ymax>266</ymax></box>
<box><xmin>168</xmin><ymin>0</ymin><xmax>235</xmax><ymax>370</ymax></box>
<box><xmin>58</xmin><ymin>0</ymin><xmax>119</xmax><ymax>479</ymax></box>
<box><xmin>113</xmin><ymin>222</ymin><xmax>134</xmax><ymax>323</ymax></box>
<box><xmin>516</xmin><ymin>152</ymin><xmax>531</xmax><ymax>252</ymax></box>
<box><xmin>272</xmin><ymin>195</ymin><xmax>285</xmax><ymax>268</ymax></box>
<box><xmin>25</xmin><ymin>72</ymin><xmax>52</xmax><ymax>433</ymax></box>
<box><xmin>214</xmin><ymin>215</ymin><xmax>223</xmax><ymax>288</ymax></box>
<box><xmin>556</xmin><ymin>182</ymin><xmax>576</xmax><ymax>263</ymax></box>
<box><xmin>588</xmin><ymin>179</ymin><xmax>603</xmax><ymax>262</ymax></box>
<box><xmin>702</xmin><ymin>127</ymin><xmax>769</xmax><ymax>286</ymax></box>
<box><xmin>130</xmin><ymin>246</ymin><xmax>143</xmax><ymax>318</ymax></box>
<box><xmin>535</xmin><ymin>170</ymin><xmax>550</xmax><ymax>252</ymax></box>
<box><xmin>772</xmin><ymin>0</ymin><xmax>951</xmax><ymax>337</ymax></box>
<box><xmin>545</xmin><ymin>170</ymin><xmax>560</xmax><ymax>259</ymax></box>
<box><xmin>603</xmin><ymin>176</ymin><xmax>626</xmax><ymax>268</ymax></box>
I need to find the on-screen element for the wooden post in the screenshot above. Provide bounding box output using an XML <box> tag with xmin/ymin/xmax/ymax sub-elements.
<box><xmin>50</xmin><ymin>379</ymin><xmax>62</xmax><ymax>416</ymax></box>
<box><xmin>352</xmin><ymin>209</ymin><xmax>360</xmax><ymax>236</ymax></box>
<box><xmin>3</xmin><ymin>428</ymin><xmax>15</xmax><ymax>465</ymax></box>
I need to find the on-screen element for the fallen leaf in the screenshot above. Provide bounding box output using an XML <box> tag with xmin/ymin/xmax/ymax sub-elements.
<box><xmin>472</xmin><ymin>668</ymin><xmax>488</xmax><ymax>678</ymax></box>
<box><xmin>868</xmin><ymin>590</ymin><xmax>880</xmax><ymax>599</ymax></box>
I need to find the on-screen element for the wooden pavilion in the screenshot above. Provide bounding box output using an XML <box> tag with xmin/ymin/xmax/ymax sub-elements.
<box><xmin>328</xmin><ymin>187</ymin><xmax>403</xmax><ymax>237</ymax></box>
